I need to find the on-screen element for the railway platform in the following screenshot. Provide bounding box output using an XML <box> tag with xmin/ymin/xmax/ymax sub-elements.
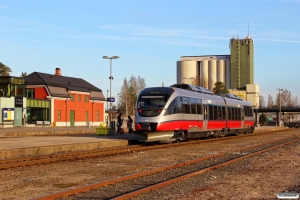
<box><xmin>0</xmin><ymin>125</ymin><xmax>288</xmax><ymax>160</ymax></box>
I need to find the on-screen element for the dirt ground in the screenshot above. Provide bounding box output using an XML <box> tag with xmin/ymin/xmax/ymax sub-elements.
<box><xmin>181</xmin><ymin>140</ymin><xmax>300</xmax><ymax>200</ymax></box>
<box><xmin>0</xmin><ymin>131</ymin><xmax>300</xmax><ymax>200</ymax></box>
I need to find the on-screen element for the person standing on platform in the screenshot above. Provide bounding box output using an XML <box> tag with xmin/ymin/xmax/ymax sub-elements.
<box><xmin>127</xmin><ymin>116</ymin><xmax>133</xmax><ymax>134</ymax></box>
<box><xmin>117</xmin><ymin>112</ymin><xmax>123</xmax><ymax>133</ymax></box>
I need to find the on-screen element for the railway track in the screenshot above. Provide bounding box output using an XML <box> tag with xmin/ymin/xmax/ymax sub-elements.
<box><xmin>0</xmin><ymin>128</ymin><xmax>293</xmax><ymax>170</ymax></box>
<box><xmin>34</xmin><ymin>134</ymin><xmax>300</xmax><ymax>200</ymax></box>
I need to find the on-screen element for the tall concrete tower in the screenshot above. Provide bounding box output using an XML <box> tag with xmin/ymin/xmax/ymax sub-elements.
<box><xmin>230</xmin><ymin>35</ymin><xmax>254</xmax><ymax>90</ymax></box>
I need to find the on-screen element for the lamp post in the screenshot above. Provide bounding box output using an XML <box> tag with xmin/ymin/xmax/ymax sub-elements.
<box><xmin>106</xmin><ymin>90</ymin><xmax>109</xmax><ymax>111</ymax></box>
<box><xmin>103</xmin><ymin>56</ymin><xmax>120</xmax><ymax>129</ymax></box>
<box><xmin>183</xmin><ymin>77</ymin><xmax>194</xmax><ymax>84</ymax></box>
<box><xmin>117</xmin><ymin>93</ymin><xmax>120</xmax><ymax>110</ymax></box>
<box><xmin>277</xmin><ymin>88</ymin><xmax>283</xmax><ymax>126</ymax></box>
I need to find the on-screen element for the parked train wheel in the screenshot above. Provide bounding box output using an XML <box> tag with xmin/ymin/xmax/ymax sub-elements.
<box><xmin>220</xmin><ymin>131</ymin><xmax>225</xmax><ymax>137</ymax></box>
<box><xmin>235</xmin><ymin>130</ymin><xmax>240</xmax><ymax>136</ymax></box>
<box><xmin>206</xmin><ymin>132</ymin><xmax>211</xmax><ymax>138</ymax></box>
<box><xmin>215</xmin><ymin>131</ymin><xmax>221</xmax><ymax>137</ymax></box>
<box><xmin>221</xmin><ymin>129</ymin><xmax>228</xmax><ymax>137</ymax></box>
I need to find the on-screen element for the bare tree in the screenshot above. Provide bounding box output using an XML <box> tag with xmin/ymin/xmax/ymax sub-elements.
<box><xmin>192</xmin><ymin>74</ymin><xmax>208</xmax><ymax>88</ymax></box>
<box><xmin>292</xmin><ymin>95</ymin><xmax>299</xmax><ymax>107</ymax></box>
<box><xmin>267</xmin><ymin>94</ymin><xmax>274</xmax><ymax>108</ymax></box>
<box><xmin>118</xmin><ymin>78</ymin><xmax>128</xmax><ymax>114</ymax></box>
<box><xmin>259</xmin><ymin>95</ymin><xmax>265</xmax><ymax>108</ymax></box>
<box><xmin>276</xmin><ymin>89</ymin><xmax>293</xmax><ymax>107</ymax></box>
<box><xmin>119</xmin><ymin>75</ymin><xmax>146</xmax><ymax>116</ymax></box>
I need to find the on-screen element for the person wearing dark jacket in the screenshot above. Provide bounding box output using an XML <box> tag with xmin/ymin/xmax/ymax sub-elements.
<box><xmin>117</xmin><ymin>112</ymin><xmax>123</xmax><ymax>133</ymax></box>
<box><xmin>127</xmin><ymin>116</ymin><xmax>133</xmax><ymax>134</ymax></box>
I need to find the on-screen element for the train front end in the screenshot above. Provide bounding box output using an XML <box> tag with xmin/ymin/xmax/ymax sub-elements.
<box><xmin>134</xmin><ymin>87</ymin><xmax>175</xmax><ymax>142</ymax></box>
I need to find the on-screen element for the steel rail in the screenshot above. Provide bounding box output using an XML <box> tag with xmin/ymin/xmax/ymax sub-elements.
<box><xmin>34</xmin><ymin>135</ymin><xmax>299</xmax><ymax>200</ymax></box>
<box><xmin>0</xmin><ymin>129</ymin><xmax>294</xmax><ymax>170</ymax></box>
<box><xmin>113</xmin><ymin>137</ymin><xmax>300</xmax><ymax>200</ymax></box>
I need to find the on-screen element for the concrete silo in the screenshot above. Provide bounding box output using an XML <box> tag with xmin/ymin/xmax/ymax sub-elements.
<box><xmin>217</xmin><ymin>59</ymin><xmax>225</xmax><ymax>84</ymax></box>
<box><xmin>200</xmin><ymin>60</ymin><xmax>209</xmax><ymax>88</ymax></box>
<box><xmin>176</xmin><ymin>60</ymin><xmax>198</xmax><ymax>84</ymax></box>
<box><xmin>208</xmin><ymin>60</ymin><xmax>217</xmax><ymax>91</ymax></box>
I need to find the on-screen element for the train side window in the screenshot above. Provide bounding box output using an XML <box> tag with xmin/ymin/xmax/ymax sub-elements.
<box><xmin>250</xmin><ymin>107</ymin><xmax>253</xmax><ymax>116</ymax></box>
<box><xmin>183</xmin><ymin>97</ymin><xmax>190</xmax><ymax>114</ymax></box>
<box><xmin>222</xmin><ymin>106</ymin><xmax>226</xmax><ymax>120</ymax></box>
<box><xmin>165</xmin><ymin>98</ymin><xmax>177</xmax><ymax>115</ymax></box>
<box><xmin>228</xmin><ymin>107</ymin><xmax>232</xmax><ymax>120</ymax></box>
<box><xmin>217</xmin><ymin>107</ymin><xmax>222</xmax><ymax>120</ymax></box>
<box><xmin>196</xmin><ymin>98</ymin><xmax>202</xmax><ymax>114</ymax></box>
<box><xmin>173</xmin><ymin>99</ymin><xmax>178</xmax><ymax>114</ymax></box>
<box><xmin>177</xmin><ymin>97</ymin><xmax>184</xmax><ymax>113</ymax></box>
<box><xmin>214</xmin><ymin>106</ymin><xmax>218</xmax><ymax>120</ymax></box>
<box><xmin>246</xmin><ymin>106</ymin><xmax>253</xmax><ymax>117</ymax></box>
<box><xmin>244</xmin><ymin>106</ymin><xmax>248</xmax><ymax>116</ymax></box>
<box><xmin>208</xmin><ymin>105</ymin><xmax>214</xmax><ymax>120</ymax></box>
<box><xmin>190</xmin><ymin>98</ymin><xmax>196</xmax><ymax>114</ymax></box>
<box><xmin>233</xmin><ymin>108</ymin><xmax>237</xmax><ymax>120</ymax></box>
<box><xmin>236</xmin><ymin>108</ymin><xmax>241</xmax><ymax>120</ymax></box>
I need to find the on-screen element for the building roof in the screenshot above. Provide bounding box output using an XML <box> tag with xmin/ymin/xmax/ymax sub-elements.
<box><xmin>25</xmin><ymin>71</ymin><xmax>106</xmax><ymax>101</ymax></box>
<box><xmin>180</xmin><ymin>55</ymin><xmax>230</xmax><ymax>61</ymax></box>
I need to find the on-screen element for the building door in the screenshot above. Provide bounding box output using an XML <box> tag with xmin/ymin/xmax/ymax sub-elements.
<box><xmin>70</xmin><ymin>110</ymin><xmax>75</xmax><ymax>126</ymax></box>
<box><xmin>86</xmin><ymin>111</ymin><xmax>89</xmax><ymax>126</ymax></box>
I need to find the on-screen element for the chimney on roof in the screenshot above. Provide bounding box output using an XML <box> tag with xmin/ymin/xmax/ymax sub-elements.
<box><xmin>55</xmin><ymin>68</ymin><xmax>61</xmax><ymax>76</ymax></box>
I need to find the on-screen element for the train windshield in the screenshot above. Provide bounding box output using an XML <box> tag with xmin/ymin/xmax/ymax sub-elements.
<box><xmin>137</xmin><ymin>87</ymin><xmax>174</xmax><ymax>117</ymax></box>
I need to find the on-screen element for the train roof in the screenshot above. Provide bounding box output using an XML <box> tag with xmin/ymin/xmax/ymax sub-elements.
<box><xmin>214</xmin><ymin>92</ymin><xmax>243</xmax><ymax>101</ymax></box>
<box><xmin>170</xmin><ymin>84</ymin><xmax>213</xmax><ymax>95</ymax></box>
<box><xmin>170</xmin><ymin>84</ymin><xmax>243</xmax><ymax>101</ymax></box>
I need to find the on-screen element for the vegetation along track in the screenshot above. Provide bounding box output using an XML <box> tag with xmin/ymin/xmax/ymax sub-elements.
<box><xmin>0</xmin><ymin>128</ymin><xmax>293</xmax><ymax>170</ymax></box>
<box><xmin>34</xmin><ymin>134</ymin><xmax>300</xmax><ymax>200</ymax></box>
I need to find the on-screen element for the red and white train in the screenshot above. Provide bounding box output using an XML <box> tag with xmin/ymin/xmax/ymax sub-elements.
<box><xmin>134</xmin><ymin>84</ymin><xmax>255</xmax><ymax>142</ymax></box>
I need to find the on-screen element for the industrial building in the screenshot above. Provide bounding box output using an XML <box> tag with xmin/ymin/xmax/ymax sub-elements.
<box><xmin>176</xmin><ymin>34</ymin><xmax>259</xmax><ymax>108</ymax></box>
<box><xmin>177</xmin><ymin>55</ymin><xmax>230</xmax><ymax>91</ymax></box>
<box><xmin>230</xmin><ymin>35</ymin><xmax>254</xmax><ymax>89</ymax></box>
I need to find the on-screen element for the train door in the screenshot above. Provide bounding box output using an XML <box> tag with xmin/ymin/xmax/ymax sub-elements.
<box><xmin>202</xmin><ymin>100</ymin><xmax>208</xmax><ymax>130</ymax></box>
<box><xmin>241</xmin><ymin>106</ymin><xmax>244</xmax><ymax>128</ymax></box>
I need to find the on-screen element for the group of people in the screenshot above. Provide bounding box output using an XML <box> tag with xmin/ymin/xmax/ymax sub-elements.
<box><xmin>117</xmin><ymin>112</ymin><xmax>133</xmax><ymax>134</ymax></box>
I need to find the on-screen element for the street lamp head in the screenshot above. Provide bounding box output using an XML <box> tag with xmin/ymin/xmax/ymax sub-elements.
<box><xmin>111</xmin><ymin>56</ymin><xmax>120</xmax><ymax>59</ymax></box>
<box><xmin>103</xmin><ymin>55</ymin><xmax>120</xmax><ymax>59</ymax></box>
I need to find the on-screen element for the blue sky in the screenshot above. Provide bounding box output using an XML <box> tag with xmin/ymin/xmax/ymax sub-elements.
<box><xmin>1</xmin><ymin>0</ymin><xmax>300</xmax><ymax>104</ymax></box>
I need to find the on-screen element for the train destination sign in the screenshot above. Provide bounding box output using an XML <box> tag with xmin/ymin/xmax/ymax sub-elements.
<box><xmin>107</xmin><ymin>98</ymin><xmax>115</xmax><ymax>102</ymax></box>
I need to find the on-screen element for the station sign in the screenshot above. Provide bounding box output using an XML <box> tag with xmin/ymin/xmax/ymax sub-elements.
<box><xmin>107</xmin><ymin>97</ymin><xmax>115</xmax><ymax>102</ymax></box>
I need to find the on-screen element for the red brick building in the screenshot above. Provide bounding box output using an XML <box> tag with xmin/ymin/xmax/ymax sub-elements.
<box><xmin>25</xmin><ymin>68</ymin><xmax>106</xmax><ymax>127</ymax></box>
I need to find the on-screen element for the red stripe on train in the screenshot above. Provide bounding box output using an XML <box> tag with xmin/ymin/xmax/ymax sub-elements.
<box><xmin>157</xmin><ymin>120</ymin><xmax>254</xmax><ymax>131</ymax></box>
